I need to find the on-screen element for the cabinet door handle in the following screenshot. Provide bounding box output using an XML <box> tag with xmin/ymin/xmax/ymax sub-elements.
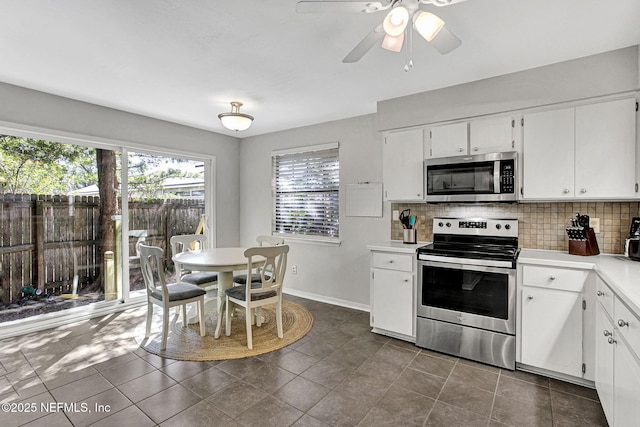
<box><xmin>608</xmin><ymin>336</ymin><xmax>617</xmax><ymax>345</ymax></box>
<box><xmin>404</xmin><ymin>279</ymin><xmax>410</xmax><ymax>283</ymax></box>
<box><xmin>618</xmin><ymin>319</ymin><xmax>629</xmax><ymax>327</ymax></box>
<box><xmin>458</xmin><ymin>148</ymin><xmax>464</xmax><ymax>152</ymax></box>
<box><xmin>549</xmin><ymin>275</ymin><xmax>556</xmax><ymax>281</ymax></box>
<box><xmin>603</xmin><ymin>330</ymin><xmax>612</xmax><ymax>337</ymax></box>
<box><xmin>527</xmin><ymin>295</ymin><xmax>534</xmax><ymax>300</ymax></box>
<box><xmin>388</xmin><ymin>260</ymin><xmax>394</xmax><ymax>263</ymax></box>
<box><xmin>580</xmin><ymin>188</ymin><xmax>587</xmax><ymax>193</ymax></box>
<box><xmin>597</xmin><ymin>290</ymin><xmax>604</xmax><ymax>296</ymax></box>
<box><xmin>563</xmin><ymin>189</ymin><xmax>570</xmax><ymax>194</ymax></box>
<box><xmin>473</xmin><ymin>146</ymin><xmax>479</xmax><ymax>151</ymax></box>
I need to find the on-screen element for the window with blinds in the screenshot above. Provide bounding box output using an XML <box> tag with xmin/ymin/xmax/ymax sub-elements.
<box><xmin>272</xmin><ymin>145</ymin><xmax>339</xmax><ymax>239</ymax></box>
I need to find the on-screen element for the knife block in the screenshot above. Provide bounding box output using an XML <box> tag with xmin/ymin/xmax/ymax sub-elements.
<box><xmin>568</xmin><ymin>228</ymin><xmax>600</xmax><ymax>256</ymax></box>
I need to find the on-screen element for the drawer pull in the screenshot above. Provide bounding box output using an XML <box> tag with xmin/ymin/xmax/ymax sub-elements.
<box><xmin>603</xmin><ymin>330</ymin><xmax>612</xmax><ymax>337</ymax></box>
<box><xmin>618</xmin><ymin>319</ymin><xmax>629</xmax><ymax>327</ymax></box>
<box><xmin>596</xmin><ymin>290</ymin><xmax>604</xmax><ymax>297</ymax></box>
<box><xmin>549</xmin><ymin>275</ymin><xmax>556</xmax><ymax>281</ymax></box>
<box><xmin>527</xmin><ymin>295</ymin><xmax>534</xmax><ymax>300</ymax></box>
<box><xmin>404</xmin><ymin>279</ymin><xmax>409</xmax><ymax>283</ymax></box>
<box><xmin>388</xmin><ymin>260</ymin><xmax>394</xmax><ymax>263</ymax></box>
<box><xmin>608</xmin><ymin>336</ymin><xmax>617</xmax><ymax>345</ymax></box>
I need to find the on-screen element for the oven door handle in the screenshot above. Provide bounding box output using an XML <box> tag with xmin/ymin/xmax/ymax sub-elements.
<box><xmin>419</xmin><ymin>259</ymin><xmax>514</xmax><ymax>274</ymax></box>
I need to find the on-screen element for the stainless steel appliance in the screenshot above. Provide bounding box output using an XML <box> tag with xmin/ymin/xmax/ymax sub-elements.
<box><xmin>416</xmin><ymin>217</ymin><xmax>519</xmax><ymax>369</ymax></box>
<box><xmin>425</xmin><ymin>151</ymin><xmax>517</xmax><ymax>203</ymax></box>
<box><xmin>624</xmin><ymin>217</ymin><xmax>640</xmax><ymax>261</ymax></box>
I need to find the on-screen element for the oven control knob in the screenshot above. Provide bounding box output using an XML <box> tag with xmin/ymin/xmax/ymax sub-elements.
<box><xmin>438</xmin><ymin>222</ymin><xmax>444</xmax><ymax>228</ymax></box>
<box><xmin>495</xmin><ymin>224</ymin><xmax>502</xmax><ymax>230</ymax></box>
<box><xmin>505</xmin><ymin>224</ymin><xmax>511</xmax><ymax>230</ymax></box>
<box><xmin>445</xmin><ymin>222</ymin><xmax>451</xmax><ymax>228</ymax></box>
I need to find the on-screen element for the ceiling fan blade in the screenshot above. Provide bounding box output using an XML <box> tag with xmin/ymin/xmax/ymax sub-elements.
<box><xmin>342</xmin><ymin>24</ymin><xmax>385</xmax><ymax>63</ymax></box>
<box><xmin>419</xmin><ymin>0</ymin><xmax>468</xmax><ymax>7</ymax></box>
<box><xmin>296</xmin><ymin>1</ymin><xmax>391</xmax><ymax>14</ymax></box>
<box><xmin>429</xmin><ymin>25</ymin><xmax>461</xmax><ymax>54</ymax></box>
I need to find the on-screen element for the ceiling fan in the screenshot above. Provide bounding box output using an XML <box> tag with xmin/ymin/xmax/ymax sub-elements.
<box><xmin>296</xmin><ymin>0</ymin><xmax>467</xmax><ymax>67</ymax></box>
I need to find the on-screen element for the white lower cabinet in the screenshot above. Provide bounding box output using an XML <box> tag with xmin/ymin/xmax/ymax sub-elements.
<box><xmin>370</xmin><ymin>250</ymin><xmax>415</xmax><ymax>340</ymax></box>
<box><xmin>595</xmin><ymin>301</ymin><xmax>615</xmax><ymax>425</ymax></box>
<box><xmin>521</xmin><ymin>286</ymin><xmax>583</xmax><ymax>377</ymax></box>
<box><xmin>595</xmin><ymin>276</ymin><xmax>640</xmax><ymax>427</ymax></box>
<box><xmin>614</xmin><ymin>334</ymin><xmax>640</xmax><ymax>427</ymax></box>
<box><xmin>518</xmin><ymin>264</ymin><xmax>593</xmax><ymax>379</ymax></box>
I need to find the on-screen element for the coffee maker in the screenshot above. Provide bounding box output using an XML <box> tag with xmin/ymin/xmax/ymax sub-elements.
<box><xmin>624</xmin><ymin>217</ymin><xmax>640</xmax><ymax>261</ymax></box>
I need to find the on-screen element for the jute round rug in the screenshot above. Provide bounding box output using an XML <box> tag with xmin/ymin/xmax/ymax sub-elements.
<box><xmin>135</xmin><ymin>300</ymin><xmax>313</xmax><ymax>361</ymax></box>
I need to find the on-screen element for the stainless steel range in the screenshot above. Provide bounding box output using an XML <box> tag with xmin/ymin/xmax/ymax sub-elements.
<box><xmin>416</xmin><ymin>217</ymin><xmax>519</xmax><ymax>370</ymax></box>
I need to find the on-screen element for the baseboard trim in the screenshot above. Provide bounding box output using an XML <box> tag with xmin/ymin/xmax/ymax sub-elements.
<box><xmin>283</xmin><ymin>288</ymin><xmax>370</xmax><ymax>313</ymax></box>
<box><xmin>516</xmin><ymin>363</ymin><xmax>596</xmax><ymax>388</ymax></box>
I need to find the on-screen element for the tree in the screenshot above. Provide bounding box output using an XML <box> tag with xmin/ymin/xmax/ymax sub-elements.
<box><xmin>97</xmin><ymin>149</ymin><xmax>118</xmax><ymax>261</ymax></box>
<box><xmin>0</xmin><ymin>135</ymin><xmax>95</xmax><ymax>194</ymax></box>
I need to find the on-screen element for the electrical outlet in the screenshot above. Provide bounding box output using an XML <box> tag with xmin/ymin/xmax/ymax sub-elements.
<box><xmin>292</xmin><ymin>265</ymin><xmax>297</xmax><ymax>274</ymax></box>
<box><xmin>591</xmin><ymin>218</ymin><xmax>600</xmax><ymax>233</ymax></box>
<box><xmin>392</xmin><ymin>210</ymin><xmax>399</xmax><ymax>221</ymax></box>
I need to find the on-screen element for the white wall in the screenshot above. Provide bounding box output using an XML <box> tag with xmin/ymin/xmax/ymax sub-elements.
<box><xmin>239</xmin><ymin>114</ymin><xmax>388</xmax><ymax>309</ymax></box>
<box><xmin>0</xmin><ymin>82</ymin><xmax>241</xmax><ymax>247</ymax></box>
<box><xmin>377</xmin><ymin>46</ymin><xmax>639</xmax><ymax>131</ymax></box>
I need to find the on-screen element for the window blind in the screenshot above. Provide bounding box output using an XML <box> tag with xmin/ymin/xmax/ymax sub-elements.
<box><xmin>272</xmin><ymin>147</ymin><xmax>339</xmax><ymax>238</ymax></box>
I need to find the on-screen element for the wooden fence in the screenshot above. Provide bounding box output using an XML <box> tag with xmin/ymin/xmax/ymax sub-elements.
<box><xmin>0</xmin><ymin>194</ymin><xmax>205</xmax><ymax>304</ymax></box>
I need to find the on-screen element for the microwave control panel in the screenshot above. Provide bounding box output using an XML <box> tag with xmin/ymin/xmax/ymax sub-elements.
<box><xmin>499</xmin><ymin>159</ymin><xmax>515</xmax><ymax>194</ymax></box>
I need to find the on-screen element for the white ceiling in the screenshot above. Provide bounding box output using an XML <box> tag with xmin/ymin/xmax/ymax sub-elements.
<box><xmin>1</xmin><ymin>0</ymin><xmax>639</xmax><ymax>138</ymax></box>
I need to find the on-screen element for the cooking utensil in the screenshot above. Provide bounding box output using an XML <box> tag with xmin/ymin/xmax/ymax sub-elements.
<box><xmin>399</xmin><ymin>209</ymin><xmax>411</xmax><ymax>229</ymax></box>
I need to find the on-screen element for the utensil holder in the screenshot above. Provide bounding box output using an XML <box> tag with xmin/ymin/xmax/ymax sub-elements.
<box><xmin>403</xmin><ymin>229</ymin><xmax>417</xmax><ymax>244</ymax></box>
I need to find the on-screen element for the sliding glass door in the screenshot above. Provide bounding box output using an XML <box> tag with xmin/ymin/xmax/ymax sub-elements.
<box><xmin>0</xmin><ymin>133</ymin><xmax>212</xmax><ymax>326</ymax></box>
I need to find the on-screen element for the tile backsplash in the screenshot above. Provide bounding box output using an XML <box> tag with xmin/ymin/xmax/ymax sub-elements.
<box><xmin>391</xmin><ymin>202</ymin><xmax>640</xmax><ymax>254</ymax></box>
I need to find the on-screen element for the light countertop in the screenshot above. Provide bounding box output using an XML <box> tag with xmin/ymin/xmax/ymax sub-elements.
<box><xmin>367</xmin><ymin>241</ymin><xmax>429</xmax><ymax>254</ymax></box>
<box><xmin>519</xmin><ymin>249</ymin><xmax>640</xmax><ymax>316</ymax></box>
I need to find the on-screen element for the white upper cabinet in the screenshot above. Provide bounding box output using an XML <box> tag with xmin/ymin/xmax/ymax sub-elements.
<box><xmin>429</xmin><ymin>122</ymin><xmax>468</xmax><ymax>158</ymax></box>
<box><xmin>522</xmin><ymin>97</ymin><xmax>637</xmax><ymax>200</ymax></box>
<box><xmin>382</xmin><ymin>128</ymin><xmax>424</xmax><ymax>201</ymax></box>
<box><xmin>574</xmin><ymin>98</ymin><xmax>637</xmax><ymax>199</ymax></box>
<box><xmin>429</xmin><ymin>117</ymin><xmax>516</xmax><ymax>159</ymax></box>
<box><xmin>522</xmin><ymin>107</ymin><xmax>576</xmax><ymax>199</ymax></box>
<box><xmin>469</xmin><ymin>116</ymin><xmax>515</xmax><ymax>154</ymax></box>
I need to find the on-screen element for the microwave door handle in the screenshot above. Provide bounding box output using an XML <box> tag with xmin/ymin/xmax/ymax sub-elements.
<box><xmin>494</xmin><ymin>161</ymin><xmax>500</xmax><ymax>194</ymax></box>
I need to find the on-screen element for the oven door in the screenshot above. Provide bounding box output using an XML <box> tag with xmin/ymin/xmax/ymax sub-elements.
<box><xmin>417</xmin><ymin>258</ymin><xmax>516</xmax><ymax>334</ymax></box>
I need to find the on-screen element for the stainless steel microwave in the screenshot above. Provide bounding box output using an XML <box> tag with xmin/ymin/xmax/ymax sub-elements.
<box><xmin>425</xmin><ymin>151</ymin><xmax>518</xmax><ymax>203</ymax></box>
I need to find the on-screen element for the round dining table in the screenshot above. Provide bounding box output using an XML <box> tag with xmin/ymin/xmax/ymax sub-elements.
<box><xmin>172</xmin><ymin>247</ymin><xmax>264</xmax><ymax>338</ymax></box>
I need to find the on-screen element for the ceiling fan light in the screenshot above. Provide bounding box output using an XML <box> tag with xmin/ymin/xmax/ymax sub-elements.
<box><xmin>218</xmin><ymin>101</ymin><xmax>254</xmax><ymax>131</ymax></box>
<box><xmin>381</xmin><ymin>32</ymin><xmax>404</xmax><ymax>52</ymax></box>
<box><xmin>414</xmin><ymin>11</ymin><xmax>445</xmax><ymax>42</ymax></box>
<box><xmin>383</xmin><ymin>6</ymin><xmax>409</xmax><ymax>37</ymax></box>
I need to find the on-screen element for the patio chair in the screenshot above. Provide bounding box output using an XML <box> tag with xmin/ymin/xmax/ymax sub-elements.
<box><xmin>232</xmin><ymin>235</ymin><xmax>284</xmax><ymax>286</ymax></box>
<box><xmin>138</xmin><ymin>242</ymin><xmax>206</xmax><ymax>350</ymax></box>
<box><xmin>224</xmin><ymin>245</ymin><xmax>289</xmax><ymax>349</ymax></box>
<box><xmin>170</xmin><ymin>234</ymin><xmax>218</xmax><ymax>290</ymax></box>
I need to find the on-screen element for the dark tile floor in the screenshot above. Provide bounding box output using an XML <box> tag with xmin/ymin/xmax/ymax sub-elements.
<box><xmin>0</xmin><ymin>295</ymin><xmax>607</xmax><ymax>426</ymax></box>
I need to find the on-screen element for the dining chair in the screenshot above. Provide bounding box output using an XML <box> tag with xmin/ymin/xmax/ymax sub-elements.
<box><xmin>232</xmin><ymin>235</ymin><xmax>284</xmax><ymax>286</ymax></box>
<box><xmin>170</xmin><ymin>234</ymin><xmax>218</xmax><ymax>289</ymax></box>
<box><xmin>138</xmin><ymin>242</ymin><xmax>206</xmax><ymax>350</ymax></box>
<box><xmin>224</xmin><ymin>245</ymin><xmax>289</xmax><ymax>349</ymax></box>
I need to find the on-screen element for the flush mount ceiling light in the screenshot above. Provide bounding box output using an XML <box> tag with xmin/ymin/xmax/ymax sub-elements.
<box><xmin>218</xmin><ymin>101</ymin><xmax>254</xmax><ymax>132</ymax></box>
<box><xmin>296</xmin><ymin>0</ymin><xmax>466</xmax><ymax>69</ymax></box>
